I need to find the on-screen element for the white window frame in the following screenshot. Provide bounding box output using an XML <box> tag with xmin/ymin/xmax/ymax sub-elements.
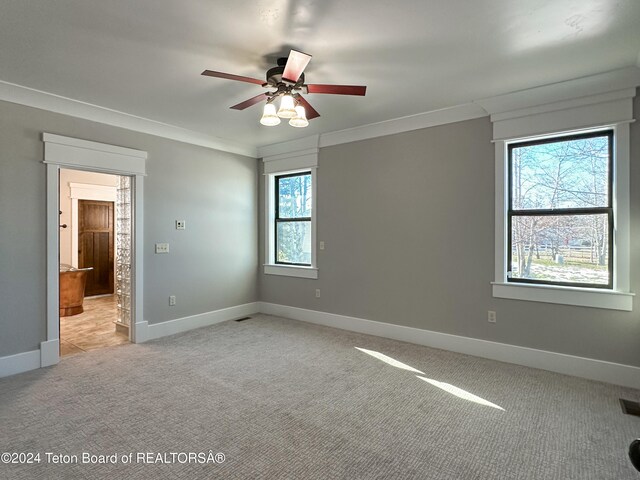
<box><xmin>493</xmin><ymin>122</ymin><xmax>633</xmax><ymax>310</ymax></box>
<box><xmin>263</xmin><ymin>147</ymin><xmax>318</xmax><ymax>279</ymax></box>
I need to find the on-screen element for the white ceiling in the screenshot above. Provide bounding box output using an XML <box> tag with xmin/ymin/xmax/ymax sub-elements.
<box><xmin>0</xmin><ymin>0</ymin><xmax>639</xmax><ymax>151</ymax></box>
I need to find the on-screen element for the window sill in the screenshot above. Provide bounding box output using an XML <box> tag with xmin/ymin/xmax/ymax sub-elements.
<box><xmin>492</xmin><ymin>282</ymin><xmax>633</xmax><ymax>311</ymax></box>
<box><xmin>264</xmin><ymin>264</ymin><xmax>318</xmax><ymax>279</ymax></box>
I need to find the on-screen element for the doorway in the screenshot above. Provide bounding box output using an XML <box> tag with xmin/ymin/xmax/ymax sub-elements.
<box><xmin>59</xmin><ymin>169</ymin><xmax>132</xmax><ymax>356</ymax></box>
<box><xmin>43</xmin><ymin>133</ymin><xmax>146</xmax><ymax>369</ymax></box>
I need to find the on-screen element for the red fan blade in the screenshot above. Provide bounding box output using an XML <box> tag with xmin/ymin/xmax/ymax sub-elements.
<box><xmin>230</xmin><ymin>93</ymin><xmax>268</xmax><ymax>110</ymax></box>
<box><xmin>295</xmin><ymin>95</ymin><xmax>320</xmax><ymax>120</ymax></box>
<box><xmin>306</xmin><ymin>84</ymin><xmax>367</xmax><ymax>96</ymax></box>
<box><xmin>282</xmin><ymin>50</ymin><xmax>312</xmax><ymax>83</ymax></box>
<box><xmin>201</xmin><ymin>70</ymin><xmax>264</xmax><ymax>85</ymax></box>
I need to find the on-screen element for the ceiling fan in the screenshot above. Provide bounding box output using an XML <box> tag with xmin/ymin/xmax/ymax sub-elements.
<box><xmin>201</xmin><ymin>50</ymin><xmax>367</xmax><ymax>127</ymax></box>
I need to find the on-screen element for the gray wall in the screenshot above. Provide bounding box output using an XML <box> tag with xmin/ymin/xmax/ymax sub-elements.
<box><xmin>0</xmin><ymin>100</ymin><xmax>258</xmax><ymax>357</ymax></box>
<box><xmin>1</xmin><ymin>91</ymin><xmax>637</xmax><ymax>368</ymax></box>
<box><xmin>259</xmin><ymin>97</ymin><xmax>640</xmax><ymax>367</ymax></box>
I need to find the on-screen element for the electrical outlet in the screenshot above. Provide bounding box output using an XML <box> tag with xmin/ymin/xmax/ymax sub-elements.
<box><xmin>155</xmin><ymin>243</ymin><xmax>170</xmax><ymax>254</ymax></box>
<box><xmin>488</xmin><ymin>311</ymin><xmax>497</xmax><ymax>323</ymax></box>
<box><xmin>169</xmin><ymin>295</ymin><xmax>176</xmax><ymax>306</ymax></box>
<box><xmin>315</xmin><ymin>289</ymin><xmax>321</xmax><ymax>298</ymax></box>
<box><xmin>176</xmin><ymin>220</ymin><xmax>186</xmax><ymax>230</ymax></box>
<box><xmin>319</xmin><ymin>241</ymin><xmax>325</xmax><ymax>250</ymax></box>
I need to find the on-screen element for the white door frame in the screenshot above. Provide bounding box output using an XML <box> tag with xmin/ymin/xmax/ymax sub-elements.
<box><xmin>42</xmin><ymin>133</ymin><xmax>147</xmax><ymax>367</ymax></box>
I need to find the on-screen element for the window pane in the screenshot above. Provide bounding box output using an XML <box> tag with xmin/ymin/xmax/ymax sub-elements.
<box><xmin>277</xmin><ymin>221</ymin><xmax>311</xmax><ymax>265</ymax></box>
<box><xmin>278</xmin><ymin>174</ymin><xmax>312</xmax><ymax>218</ymax></box>
<box><xmin>510</xmin><ymin>214</ymin><xmax>610</xmax><ymax>285</ymax></box>
<box><xmin>511</xmin><ymin>134</ymin><xmax>610</xmax><ymax>210</ymax></box>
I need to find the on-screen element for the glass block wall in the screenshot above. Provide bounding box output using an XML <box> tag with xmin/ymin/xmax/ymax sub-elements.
<box><xmin>115</xmin><ymin>175</ymin><xmax>132</xmax><ymax>328</ymax></box>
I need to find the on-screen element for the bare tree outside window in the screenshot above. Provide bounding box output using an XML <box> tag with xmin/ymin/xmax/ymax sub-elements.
<box><xmin>508</xmin><ymin>131</ymin><xmax>613</xmax><ymax>287</ymax></box>
<box><xmin>275</xmin><ymin>172</ymin><xmax>312</xmax><ymax>265</ymax></box>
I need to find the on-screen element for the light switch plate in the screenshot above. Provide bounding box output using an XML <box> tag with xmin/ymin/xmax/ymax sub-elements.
<box><xmin>176</xmin><ymin>220</ymin><xmax>186</xmax><ymax>230</ymax></box>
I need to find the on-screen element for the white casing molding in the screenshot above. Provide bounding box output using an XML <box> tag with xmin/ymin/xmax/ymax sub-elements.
<box><xmin>44</xmin><ymin>133</ymin><xmax>147</xmax><ymax>174</ymax></box>
<box><xmin>40</xmin><ymin>339</ymin><xmax>60</xmax><ymax>368</ymax></box>
<box><xmin>69</xmin><ymin>183</ymin><xmax>118</xmax><ymax>201</ymax></box>
<box><xmin>131</xmin><ymin>175</ymin><xmax>144</xmax><ymax>344</ymax></box>
<box><xmin>263</xmin><ymin>265</ymin><xmax>318</xmax><ymax>279</ymax></box>
<box><xmin>43</xmin><ymin>133</ymin><xmax>147</xmax><ymax>368</ymax></box>
<box><xmin>45</xmin><ymin>163</ymin><xmax>60</xmax><ymax>364</ymax></box>
<box><xmin>0</xmin><ymin>80</ymin><xmax>256</xmax><ymax>158</ymax></box>
<box><xmin>487</xmin><ymin>69</ymin><xmax>637</xmax><ymax>310</ymax></box>
<box><xmin>259</xmin><ymin>302</ymin><xmax>640</xmax><ymax>389</ymax></box>
<box><xmin>488</xmin><ymin>89</ymin><xmax>635</xmax><ymax>141</ymax></box>
<box><xmin>491</xmin><ymin>282</ymin><xmax>633</xmax><ymax>311</ymax></box>
<box><xmin>262</xmin><ymin>138</ymin><xmax>319</xmax><ymax>279</ymax></box>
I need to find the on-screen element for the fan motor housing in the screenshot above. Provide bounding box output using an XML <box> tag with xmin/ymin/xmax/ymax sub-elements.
<box><xmin>266</xmin><ymin>65</ymin><xmax>304</xmax><ymax>87</ymax></box>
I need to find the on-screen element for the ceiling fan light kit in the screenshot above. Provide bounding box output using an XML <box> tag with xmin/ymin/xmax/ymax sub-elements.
<box><xmin>276</xmin><ymin>93</ymin><xmax>296</xmax><ymax>119</ymax></box>
<box><xmin>259</xmin><ymin>102</ymin><xmax>281</xmax><ymax>126</ymax></box>
<box><xmin>289</xmin><ymin>105</ymin><xmax>309</xmax><ymax>128</ymax></box>
<box><xmin>202</xmin><ymin>49</ymin><xmax>367</xmax><ymax>129</ymax></box>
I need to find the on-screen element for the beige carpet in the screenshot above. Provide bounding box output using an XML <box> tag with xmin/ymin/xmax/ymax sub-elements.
<box><xmin>1</xmin><ymin>314</ymin><xmax>639</xmax><ymax>479</ymax></box>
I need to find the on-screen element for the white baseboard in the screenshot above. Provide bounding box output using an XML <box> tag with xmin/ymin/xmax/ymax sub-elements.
<box><xmin>4</xmin><ymin>301</ymin><xmax>637</xmax><ymax>389</ymax></box>
<box><xmin>141</xmin><ymin>302</ymin><xmax>260</xmax><ymax>341</ymax></box>
<box><xmin>0</xmin><ymin>302</ymin><xmax>260</xmax><ymax>377</ymax></box>
<box><xmin>259</xmin><ymin>302</ymin><xmax>640</xmax><ymax>389</ymax></box>
<box><xmin>40</xmin><ymin>339</ymin><xmax>60</xmax><ymax>367</ymax></box>
<box><xmin>0</xmin><ymin>350</ymin><xmax>41</xmax><ymax>378</ymax></box>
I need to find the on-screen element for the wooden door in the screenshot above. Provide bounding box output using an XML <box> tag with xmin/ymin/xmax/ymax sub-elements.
<box><xmin>78</xmin><ymin>200</ymin><xmax>114</xmax><ymax>296</ymax></box>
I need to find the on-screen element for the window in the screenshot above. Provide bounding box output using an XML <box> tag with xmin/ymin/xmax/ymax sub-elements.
<box><xmin>493</xmin><ymin>122</ymin><xmax>633</xmax><ymax>311</ymax></box>
<box><xmin>262</xmin><ymin>145</ymin><xmax>318</xmax><ymax>279</ymax></box>
<box><xmin>507</xmin><ymin>130</ymin><xmax>613</xmax><ymax>289</ymax></box>
<box><xmin>274</xmin><ymin>172</ymin><xmax>312</xmax><ymax>266</ymax></box>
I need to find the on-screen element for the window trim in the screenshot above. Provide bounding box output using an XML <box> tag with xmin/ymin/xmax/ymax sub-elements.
<box><xmin>493</xmin><ymin>123</ymin><xmax>633</xmax><ymax>311</ymax></box>
<box><xmin>506</xmin><ymin>129</ymin><xmax>614</xmax><ymax>290</ymax></box>
<box><xmin>263</xmin><ymin>165</ymin><xmax>318</xmax><ymax>280</ymax></box>
<box><xmin>274</xmin><ymin>171</ymin><xmax>313</xmax><ymax>267</ymax></box>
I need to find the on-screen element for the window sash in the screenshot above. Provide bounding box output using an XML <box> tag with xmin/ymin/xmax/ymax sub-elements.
<box><xmin>274</xmin><ymin>171</ymin><xmax>312</xmax><ymax>266</ymax></box>
<box><xmin>506</xmin><ymin>130</ymin><xmax>614</xmax><ymax>289</ymax></box>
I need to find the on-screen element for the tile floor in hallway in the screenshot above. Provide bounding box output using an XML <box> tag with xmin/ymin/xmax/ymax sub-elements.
<box><xmin>60</xmin><ymin>295</ymin><xmax>129</xmax><ymax>356</ymax></box>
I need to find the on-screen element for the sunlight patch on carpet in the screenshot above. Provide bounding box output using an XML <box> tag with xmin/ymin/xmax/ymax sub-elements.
<box><xmin>355</xmin><ymin>347</ymin><xmax>425</xmax><ymax>374</ymax></box>
<box><xmin>417</xmin><ymin>376</ymin><xmax>505</xmax><ymax>411</ymax></box>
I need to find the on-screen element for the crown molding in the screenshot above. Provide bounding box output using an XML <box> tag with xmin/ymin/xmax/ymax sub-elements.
<box><xmin>318</xmin><ymin>103</ymin><xmax>487</xmax><ymax>148</ymax></box>
<box><xmin>256</xmin><ymin>103</ymin><xmax>488</xmax><ymax>157</ymax></box>
<box><xmin>2</xmin><ymin>66</ymin><xmax>638</xmax><ymax>161</ymax></box>
<box><xmin>258</xmin><ymin>134</ymin><xmax>319</xmax><ymax>159</ymax></box>
<box><xmin>488</xmin><ymin>88</ymin><xmax>636</xmax><ymax>123</ymax></box>
<box><xmin>475</xmin><ymin>66</ymin><xmax>640</xmax><ymax>116</ymax></box>
<box><xmin>0</xmin><ymin>80</ymin><xmax>257</xmax><ymax>158</ymax></box>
